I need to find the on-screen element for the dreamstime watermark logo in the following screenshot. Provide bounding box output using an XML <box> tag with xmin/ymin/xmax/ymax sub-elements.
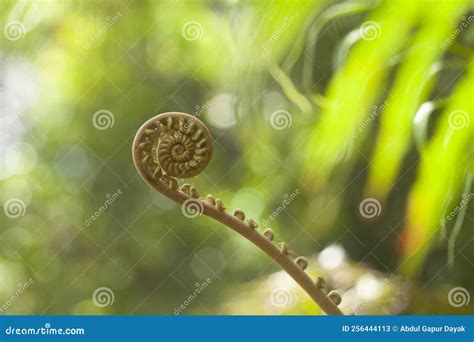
<box><xmin>270</xmin><ymin>288</ymin><xmax>293</xmax><ymax>308</ymax></box>
<box><xmin>441</xmin><ymin>15</ymin><xmax>474</xmax><ymax>50</ymax></box>
<box><xmin>448</xmin><ymin>287</ymin><xmax>470</xmax><ymax>308</ymax></box>
<box><xmin>262</xmin><ymin>189</ymin><xmax>300</xmax><ymax>227</ymax></box>
<box><xmin>181</xmin><ymin>198</ymin><xmax>204</xmax><ymax>219</ymax></box>
<box><xmin>4</xmin><ymin>21</ymin><xmax>26</xmax><ymax>41</ymax></box>
<box><xmin>441</xmin><ymin>193</ymin><xmax>473</xmax><ymax>227</ymax></box>
<box><xmin>270</xmin><ymin>110</ymin><xmax>292</xmax><ymax>130</ymax></box>
<box><xmin>84</xmin><ymin>189</ymin><xmax>122</xmax><ymax>227</ymax></box>
<box><xmin>194</xmin><ymin>101</ymin><xmax>210</xmax><ymax>119</ymax></box>
<box><xmin>360</xmin><ymin>21</ymin><xmax>381</xmax><ymax>41</ymax></box>
<box><xmin>0</xmin><ymin>278</ymin><xmax>34</xmax><ymax>313</ymax></box>
<box><xmin>350</xmin><ymin>278</ymin><xmax>391</xmax><ymax>315</ymax></box>
<box><xmin>359</xmin><ymin>198</ymin><xmax>382</xmax><ymax>219</ymax></box>
<box><xmin>5</xmin><ymin>323</ymin><xmax>85</xmax><ymax>336</ymax></box>
<box><xmin>3</xmin><ymin>198</ymin><xmax>26</xmax><ymax>218</ymax></box>
<box><xmin>448</xmin><ymin>110</ymin><xmax>470</xmax><ymax>130</ymax></box>
<box><xmin>92</xmin><ymin>287</ymin><xmax>115</xmax><ymax>307</ymax></box>
<box><xmin>92</xmin><ymin>109</ymin><xmax>115</xmax><ymax>130</ymax></box>
<box><xmin>181</xmin><ymin>21</ymin><xmax>203</xmax><ymax>41</ymax></box>
<box><xmin>262</xmin><ymin>12</ymin><xmax>300</xmax><ymax>50</ymax></box>
<box><xmin>174</xmin><ymin>101</ymin><xmax>210</xmax><ymax>139</ymax></box>
<box><xmin>84</xmin><ymin>11</ymin><xmax>122</xmax><ymax>49</ymax></box>
<box><xmin>352</xmin><ymin>101</ymin><xmax>387</xmax><ymax>139</ymax></box>
<box><xmin>174</xmin><ymin>278</ymin><xmax>212</xmax><ymax>315</ymax></box>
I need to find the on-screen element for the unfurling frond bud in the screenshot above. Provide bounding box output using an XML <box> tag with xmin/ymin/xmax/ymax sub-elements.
<box><xmin>133</xmin><ymin>112</ymin><xmax>344</xmax><ymax>315</ymax></box>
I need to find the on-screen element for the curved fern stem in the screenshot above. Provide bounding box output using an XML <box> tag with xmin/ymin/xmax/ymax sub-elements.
<box><xmin>132</xmin><ymin>112</ymin><xmax>344</xmax><ymax>315</ymax></box>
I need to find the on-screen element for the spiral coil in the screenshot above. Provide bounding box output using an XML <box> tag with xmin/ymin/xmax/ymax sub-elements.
<box><xmin>133</xmin><ymin>112</ymin><xmax>213</xmax><ymax>185</ymax></box>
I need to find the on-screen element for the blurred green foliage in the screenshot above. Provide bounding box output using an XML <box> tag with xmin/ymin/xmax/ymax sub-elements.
<box><xmin>0</xmin><ymin>0</ymin><xmax>472</xmax><ymax>315</ymax></box>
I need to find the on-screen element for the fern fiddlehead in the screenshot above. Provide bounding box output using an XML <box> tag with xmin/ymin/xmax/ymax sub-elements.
<box><xmin>132</xmin><ymin>112</ymin><xmax>343</xmax><ymax>315</ymax></box>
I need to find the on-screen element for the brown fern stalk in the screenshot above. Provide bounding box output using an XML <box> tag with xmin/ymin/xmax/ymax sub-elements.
<box><xmin>132</xmin><ymin>112</ymin><xmax>343</xmax><ymax>315</ymax></box>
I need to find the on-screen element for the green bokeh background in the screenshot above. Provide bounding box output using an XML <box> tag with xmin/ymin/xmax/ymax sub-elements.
<box><xmin>0</xmin><ymin>0</ymin><xmax>472</xmax><ymax>315</ymax></box>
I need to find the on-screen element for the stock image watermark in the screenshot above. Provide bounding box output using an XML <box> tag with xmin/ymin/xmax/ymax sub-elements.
<box><xmin>84</xmin><ymin>11</ymin><xmax>123</xmax><ymax>49</ymax></box>
<box><xmin>269</xmin><ymin>110</ymin><xmax>292</xmax><ymax>130</ymax></box>
<box><xmin>181</xmin><ymin>198</ymin><xmax>204</xmax><ymax>219</ymax></box>
<box><xmin>181</xmin><ymin>21</ymin><xmax>204</xmax><ymax>41</ymax></box>
<box><xmin>263</xmin><ymin>12</ymin><xmax>300</xmax><ymax>50</ymax></box>
<box><xmin>447</xmin><ymin>287</ymin><xmax>470</xmax><ymax>308</ymax></box>
<box><xmin>92</xmin><ymin>287</ymin><xmax>115</xmax><ymax>307</ymax></box>
<box><xmin>359</xmin><ymin>198</ymin><xmax>382</xmax><ymax>219</ymax></box>
<box><xmin>350</xmin><ymin>278</ymin><xmax>391</xmax><ymax>315</ymax></box>
<box><xmin>84</xmin><ymin>189</ymin><xmax>122</xmax><ymax>227</ymax></box>
<box><xmin>441</xmin><ymin>193</ymin><xmax>473</xmax><ymax>227</ymax></box>
<box><xmin>174</xmin><ymin>278</ymin><xmax>213</xmax><ymax>315</ymax></box>
<box><xmin>173</xmin><ymin>102</ymin><xmax>210</xmax><ymax>139</ymax></box>
<box><xmin>0</xmin><ymin>278</ymin><xmax>34</xmax><ymax>313</ymax></box>
<box><xmin>270</xmin><ymin>288</ymin><xmax>293</xmax><ymax>308</ymax></box>
<box><xmin>4</xmin><ymin>21</ymin><xmax>26</xmax><ymax>41</ymax></box>
<box><xmin>5</xmin><ymin>323</ymin><xmax>85</xmax><ymax>336</ymax></box>
<box><xmin>3</xmin><ymin>198</ymin><xmax>27</xmax><ymax>218</ymax></box>
<box><xmin>92</xmin><ymin>109</ymin><xmax>115</xmax><ymax>130</ymax></box>
<box><xmin>352</xmin><ymin>101</ymin><xmax>388</xmax><ymax>139</ymax></box>
<box><xmin>262</xmin><ymin>189</ymin><xmax>300</xmax><ymax>227</ymax></box>
<box><xmin>194</xmin><ymin>101</ymin><xmax>210</xmax><ymax>119</ymax></box>
<box><xmin>359</xmin><ymin>21</ymin><xmax>381</xmax><ymax>41</ymax></box>
<box><xmin>448</xmin><ymin>110</ymin><xmax>470</xmax><ymax>130</ymax></box>
<box><xmin>440</xmin><ymin>15</ymin><xmax>473</xmax><ymax>50</ymax></box>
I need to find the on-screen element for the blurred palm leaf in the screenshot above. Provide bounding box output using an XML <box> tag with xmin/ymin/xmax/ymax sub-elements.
<box><xmin>287</xmin><ymin>0</ymin><xmax>473</xmax><ymax>275</ymax></box>
<box><xmin>303</xmin><ymin>0</ymin><xmax>425</xmax><ymax>185</ymax></box>
<box><xmin>400</xmin><ymin>63</ymin><xmax>473</xmax><ymax>276</ymax></box>
<box><xmin>366</xmin><ymin>0</ymin><xmax>471</xmax><ymax>198</ymax></box>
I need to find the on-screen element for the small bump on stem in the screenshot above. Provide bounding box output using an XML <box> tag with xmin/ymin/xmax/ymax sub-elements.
<box><xmin>247</xmin><ymin>219</ymin><xmax>258</xmax><ymax>229</ymax></box>
<box><xmin>205</xmin><ymin>194</ymin><xmax>216</xmax><ymax>206</ymax></box>
<box><xmin>216</xmin><ymin>199</ymin><xmax>225</xmax><ymax>211</ymax></box>
<box><xmin>315</xmin><ymin>276</ymin><xmax>326</xmax><ymax>291</ymax></box>
<box><xmin>279</xmin><ymin>242</ymin><xmax>289</xmax><ymax>255</ymax></box>
<box><xmin>295</xmin><ymin>256</ymin><xmax>308</xmax><ymax>270</ymax></box>
<box><xmin>328</xmin><ymin>291</ymin><xmax>341</xmax><ymax>305</ymax></box>
<box><xmin>190</xmin><ymin>186</ymin><xmax>200</xmax><ymax>199</ymax></box>
<box><xmin>233</xmin><ymin>209</ymin><xmax>245</xmax><ymax>221</ymax></box>
<box><xmin>263</xmin><ymin>228</ymin><xmax>274</xmax><ymax>241</ymax></box>
<box><xmin>180</xmin><ymin>183</ymin><xmax>191</xmax><ymax>195</ymax></box>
